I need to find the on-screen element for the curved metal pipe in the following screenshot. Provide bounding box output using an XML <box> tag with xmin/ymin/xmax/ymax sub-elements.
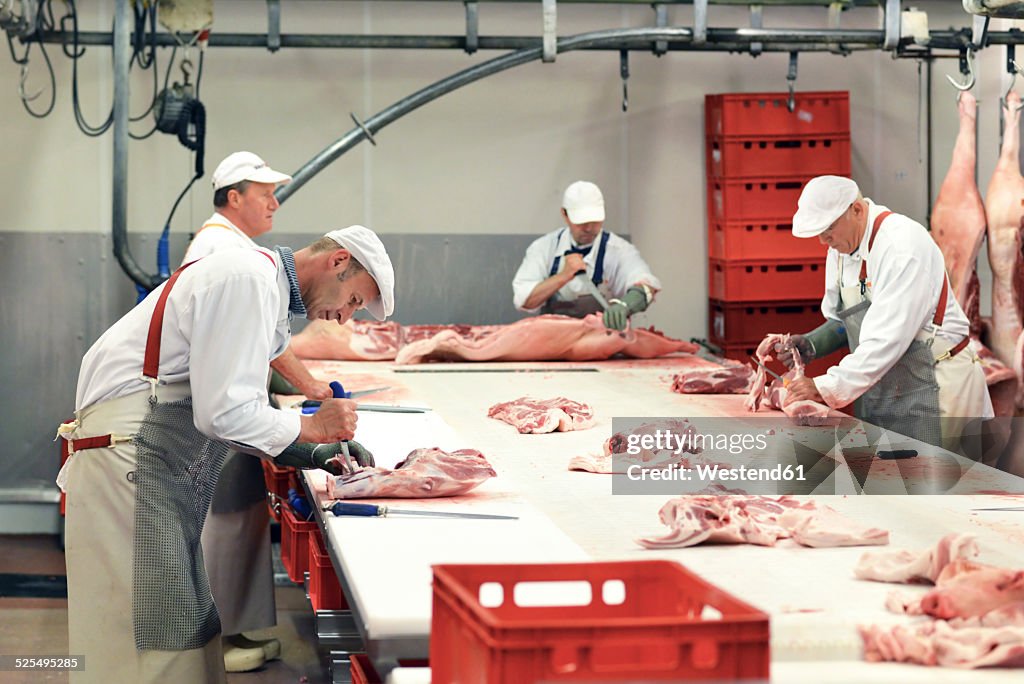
<box><xmin>278</xmin><ymin>27</ymin><xmax>693</xmax><ymax>203</ymax></box>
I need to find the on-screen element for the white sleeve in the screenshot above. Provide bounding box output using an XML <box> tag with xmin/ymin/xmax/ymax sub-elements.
<box><xmin>608</xmin><ymin>240</ymin><xmax>661</xmax><ymax>295</ymax></box>
<box><xmin>814</xmin><ymin>253</ymin><xmax>934</xmax><ymax>408</ymax></box>
<box><xmin>820</xmin><ymin>249</ymin><xmax>841</xmax><ymax>321</ymax></box>
<box><xmin>512</xmin><ymin>238</ymin><xmax>555</xmax><ymax>313</ymax></box>
<box><xmin>187</xmin><ymin>272</ymin><xmax>300</xmax><ymax>455</ymax></box>
<box><xmin>182</xmin><ymin>227</ymin><xmax>247</xmax><ymax>265</ymax></box>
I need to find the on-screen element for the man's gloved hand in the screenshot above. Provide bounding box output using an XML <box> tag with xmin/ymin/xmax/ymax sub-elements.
<box><xmin>775</xmin><ymin>334</ymin><xmax>814</xmax><ymax>369</ymax></box>
<box><xmin>312</xmin><ymin>440</ymin><xmax>375</xmax><ymax>476</ymax></box>
<box><xmin>603</xmin><ymin>286</ymin><xmax>650</xmax><ymax>331</ymax></box>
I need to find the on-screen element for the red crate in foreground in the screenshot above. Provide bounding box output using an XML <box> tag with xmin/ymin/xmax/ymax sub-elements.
<box><xmin>261</xmin><ymin>459</ymin><xmax>296</xmax><ymax>521</ymax></box>
<box><xmin>280</xmin><ymin>506</ymin><xmax>317</xmax><ymax>585</ymax></box>
<box><xmin>430</xmin><ymin>560</ymin><xmax>769</xmax><ymax>683</ymax></box>
<box><xmin>308</xmin><ymin>531</ymin><xmax>346</xmax><ymax>611</ymax></box>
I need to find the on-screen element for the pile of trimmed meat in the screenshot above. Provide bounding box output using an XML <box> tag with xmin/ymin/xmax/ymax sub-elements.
<box><xmin>856</xmin><ymin>533</ymin><xmax>1024</xmax><ymax>668</ymax></box>
<box><xmin>635</xmin><ymin>495</ymin><xmax>889</xmax><ymax>549</ymax></box>
<box><xmin>487</xmin><ymin>397</ymin><xmax>594</xmax><ymax>434</ymax></box>
<box><xmin>326</xmin><ymin>448</ymin><xmax>495</xmax><ymax>499</ymax></box>
<box><xmin>291</xmin><ymin>314</ymin><xmax>698</xmax><ymax>364</ymax></box>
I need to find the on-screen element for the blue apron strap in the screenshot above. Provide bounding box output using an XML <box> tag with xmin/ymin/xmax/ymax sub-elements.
<box><xmin>591</xmin><ymin>231</ymin><xmax>611</xmax><ymax>285</ymax></box>
<box><xmin>548</xmin><ymin>229</ymin><xmax>566</xmax><ymax>276</ymax></box>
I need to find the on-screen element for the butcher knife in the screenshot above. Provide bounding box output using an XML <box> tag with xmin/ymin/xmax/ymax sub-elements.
<box><xmin>572</xmin><ymin>268</ymin><xmax>610</xmax><ymax>311</ymax></box>
<box><xmin>750</xmin><ymin>357</ymin><xmax>790</xmax><ymax>387</ymax></box>
<box><xmin>325</xmin><ymin>501</ymin><xmax>518</xmax><ymax>520</ymax></box>
<box><xmin>356</xmin><ymin>404</ymin><xmax>430</xmax><ymax>413</ymax></box>
<box><xmin>299</xmin><ymin>383</ymin><xmax>392</xmax><ymax>413</ymax></box>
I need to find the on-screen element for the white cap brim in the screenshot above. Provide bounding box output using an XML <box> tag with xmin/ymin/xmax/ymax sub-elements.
<box><xmin>324</xmin><ymin>226</ymin><xmax>395</xmax><ymax>321</ymax></box>
<box><xmin>566</xmin><ymin>205</ymin><xmax>605</xmax><ymax>224</ymax></box>
<box><xmin>791</xmin><ymin>175</ymin><xmax>859</xmax><ymax>239</ymax></box>
<box><xmin>245</xmin><ymin>167</ymin><xmax>292</xmax><ymax>186</ymax></box>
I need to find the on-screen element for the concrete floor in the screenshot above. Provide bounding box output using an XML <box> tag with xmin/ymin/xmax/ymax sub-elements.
<box><xmin>0</xmin><ymin>535</ymin><xmax>335</xmax><ymax>684</ymax></box>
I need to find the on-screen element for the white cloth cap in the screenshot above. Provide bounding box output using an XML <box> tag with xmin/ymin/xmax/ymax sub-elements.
<box><xmin>212</xmin><ymin>151</ymin><xmax>292</xmax><ymax>190</ymax></box>
<box><xmin>562</xmin><ymin>180</ymin><xmax>605</xmax><ymax>225</ymax></box>
<box><xmin>792</xmin><ymin>175</ymin><xmax>859</xmax><ymax>238</ymax></box>
<box><xmin>323</xmin><ymin>226</ymin><xmax>395</xmax><ymax>320</ymax></box>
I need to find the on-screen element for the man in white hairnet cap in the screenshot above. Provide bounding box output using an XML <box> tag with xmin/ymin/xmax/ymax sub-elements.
<box><xmin>58</xmin><ymin>226</ymin><xmax>394</xmax><ymax>683</ymax></box>
<box><xmin>778</xmin><ymin>175</ymin><xmax>990</xmax><ymax>456</ymax></box>
<box><xmin>512</xmin><ymin>180</ymin><xmax>661</xmax><ymax>330</ymax></box>
<box><xmin>184</xmin><ymin>151</ymin><xmax>338</xmax><ymax>672</ymax></box>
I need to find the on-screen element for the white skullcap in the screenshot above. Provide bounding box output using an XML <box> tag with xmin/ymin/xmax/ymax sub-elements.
<box><xmin>562</xmin><ymin>181</ymin><xmax>605</xmax><ymax>225</ymax></box>
<box><xmin>323</xmin><ymin>226</ymin><xmax>395</xmax><ymax>320</ymax></box>
<box><xmin>792</xmin><ymin>175</ymin><xmax>859</xmax><ymax>238</ymax></box>
<box><xmin>212</xmin><ymin>151</ymin><xmax>292</xmax><ymax>191</ymax></box>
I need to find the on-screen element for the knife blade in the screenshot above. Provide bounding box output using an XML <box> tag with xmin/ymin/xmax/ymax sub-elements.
<box><xmin>326</xmin><ymin>501</ymin><xmax>517</xmax><ymax>520</ymax></box>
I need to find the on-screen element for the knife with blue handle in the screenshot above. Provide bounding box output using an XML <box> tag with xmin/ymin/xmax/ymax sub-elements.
<box><xmin>326</xmin><ymin>501</ymin><xmax>517</xmax><ymax>520</ymax></box>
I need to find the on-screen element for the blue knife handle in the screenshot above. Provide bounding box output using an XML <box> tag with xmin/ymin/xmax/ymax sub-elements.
<box><xmin>330</xmin><ymin>381</ymin><xmax>350</xmax><ymax>399</ymax></box>
<box><xmin>330</xmin><ymin>502</ymin><xmax>381</xmax><ymax>517</ymax></box>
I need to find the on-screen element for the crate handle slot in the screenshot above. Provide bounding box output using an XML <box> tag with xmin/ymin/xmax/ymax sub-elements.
<box><xmin>586</xmin><ymin>639</ymin><xmax>681</xmax><ymax>673</ymax></box>
<box><xmin>773</xmin><ymin>140</ymin><xmax>801</xmax><ymax>149</ymax></box>
<box><xmin>776</xmin><ymin>181</ymin><xmax>803</xmax><ymax>190</ymax></box>
<box><xmin>512</xmin><ymin>580</ymin><xmax>593</xmax><ymax>607</ymax></box>
<box><xmin>776</xmin><ymin>264</ymin><xmax>804</xmax><ymax>272</ymax></box>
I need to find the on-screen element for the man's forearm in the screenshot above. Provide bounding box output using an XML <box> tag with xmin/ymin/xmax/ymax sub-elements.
<box><xmin>270</xmin><ymin>347</ymin><xmax>319</xmax><ymax>393</ymax></box>
<box><xmin>522</xmin><ymin>273</ymin><xmax>574</xmax><ymax>311</ymax></box>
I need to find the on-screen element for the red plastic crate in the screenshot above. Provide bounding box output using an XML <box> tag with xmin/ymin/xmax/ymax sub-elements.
<box><xmin>709</xmin><ymin>258</ymin><xmax>825</xmax><ymax>302</ymax></box>
<box><xmin>351</xmin><ymin>654</ymin><xmax>383</xmax><ymax>684</ymax></box>
<box><xmin>718</xmin><ymin>343</ymin><xmax>848</xmax><ymax>379</ymax></box>
<box><xmin>430</xmin><ymin>560</ymin><xmax>769</xmax><ymax>683</ymax></box>
<box><xmin>706</xmin><ymin>91</ymin><xmax>849</xmax><ymax>137</ymax></box>
<box><xmin>280</xmin><ymin>506</ymin><xmax>318</xmax><ymax>585</ymax></box>
<box><xmin>262</xmin><ymin>459</ymin><xmax>296</xmax><ymax>521</ymax></box>
<box><xmin>308</xmin><ymin>531</ymin><xmax>346</xmax><ymax>611</ymax></box>
<box><xmin>708</xmin><ymin>221</ymin><xmax>825</xmax><ymax>260</ymax></box>
<box><xmin>709</xmin><ymin>177</ymin><xmax>809</xmax><ymax>223</ymax></box>
<box><xmin>706</xmin><ymin>134</ymin><xmax>851</xmax><ymax>179</ymax></box>
<box><xmin>709</xmin><ymin>299</ymin><xmax>825</xmax><ymax>346</ymax></box>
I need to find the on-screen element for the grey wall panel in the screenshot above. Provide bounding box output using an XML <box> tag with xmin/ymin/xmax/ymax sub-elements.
<box><xmin>0</xmin><ymin>230</ymin><xmax>592</xmax><ymax>492</ymax></box>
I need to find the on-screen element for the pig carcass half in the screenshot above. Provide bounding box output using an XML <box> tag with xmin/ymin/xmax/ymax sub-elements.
<box><xmin>984</xmin><ymin>91</ymin><xmax>1024</xmax><ymax>368</ymax></box>
<box><xmin>487</xmin><ymin>397</ymin><xmax>595</xmax><ymax>433</ymax></box>
<box><xmin>326</xmin><ymin>448</ymin><xmax>496</xmax><ymax>499</ymax></box>
<box><xmin>395</xmin><ymin>314</ymin><xmax>698</xmax><ymax>364</ymax></box>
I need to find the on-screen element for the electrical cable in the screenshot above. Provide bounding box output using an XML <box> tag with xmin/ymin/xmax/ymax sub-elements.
<box><xmin>66</xmin><ymin>0</ymin><xmax>113</xmax><ymax>136</ymax></box>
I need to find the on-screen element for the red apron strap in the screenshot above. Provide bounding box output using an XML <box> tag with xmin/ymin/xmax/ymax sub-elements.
<box><xmin>142</xmin><ymin>260</ymin><xmax>199</xmax><ymax>382</ymax></box>
<box><xmin>858</xmin><ymin>210</ymin><xmax>892</xmax><ymax>286</ymax></box>
<box><xmin>70</xmin><ymin>435</ymin><xmax>113</xmax><ymax>452</ymax></box>
<box><xmin>933</xmin><ymin>275</ymin><xmax>950</xmax><ymax>327</ymax></box>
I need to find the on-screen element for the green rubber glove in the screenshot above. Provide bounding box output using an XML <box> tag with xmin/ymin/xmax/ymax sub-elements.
<box><xmin>268</xmin><ymin>369</ymin><xmax>302</xmax><ymax>396</ymax></box>
<box><xmin>602</xmin><ymin>286</ymin><xmax>650</xmax><ymax>331</ymax></box>
<box><xmin>275</xmin><ymin>440</ymin><xmax>375</xmax><ymax>475</ymax></box>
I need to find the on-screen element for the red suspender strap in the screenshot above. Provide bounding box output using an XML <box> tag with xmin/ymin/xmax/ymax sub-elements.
<box><xmin>256</xmin><ymin>249</ymin><xmax>276</xmax><ymax>267</ymax></box>
<box><xmin>142</xmin><ymin>260</ymin><xmax>198</xmax><ymax>382</ymax></box>
<box><xmin>858</xmin><ymin>210</ymin><xmax>892</xmax><ymax>286</ymax></box>
<box><xmin>933</xmin><ymin>276</ymin><xmax>950</xmax><ymax>327</ymax></box>
<box><xmin>70</xmin><ymin>435</ymin><xmax>112</xmax><ymax>452</ymax></box>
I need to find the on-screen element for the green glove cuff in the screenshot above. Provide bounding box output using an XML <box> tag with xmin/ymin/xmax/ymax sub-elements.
<box><xmin>268</xmin><ymin>369</ymin><xmax>302</xmax><ymax>396</ymax></box>
<box><xmin>623</xmin><ymin>286</ymin><xmax>650</xmax><ymax>314</ymax></box>
<box><xmin>803</xmin><ymin>319</ymin><xmax>848</xmax><ymax>360</ymax></box>
<box><xmin>275</xmin><ymin>441</ymin><xmax>321</xmax><ymax>469</ymax></box>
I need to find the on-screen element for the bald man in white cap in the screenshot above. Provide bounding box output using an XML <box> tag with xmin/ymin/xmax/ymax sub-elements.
<box><xmin>513</xmin><ymin>180</ymin><xmax>661</xmax><ymax>330</ymax></box>
<box><xmin>58</xmin><ymin>227</ymin><xmax>394</xmax><ymax>684</ymax></box>
<box><xmin>780</xmin><ymin>175</ymin><xmax>990</xmax><ymax>456</ymax></box>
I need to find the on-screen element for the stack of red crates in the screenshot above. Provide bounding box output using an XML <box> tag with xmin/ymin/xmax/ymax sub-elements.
<box><xmin>705</xmin><ymin>91</ymin><xmax>851</xmax><ymax>375</ymax></box>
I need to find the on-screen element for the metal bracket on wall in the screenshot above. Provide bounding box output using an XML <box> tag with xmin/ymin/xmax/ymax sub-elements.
<box><xmin>267</xmin><ymin>0</ymin><xmax>281</xmax><ymax>53</ymax></box>
<box><xmin>350</xmin><ymin>112</ymin><xmax>377</xmax><ymax>146</ymax></box>
<box><xmin>881</xmin><ymin>0</ymin><xmax>900</xmax><ymax>51</ymax></box>
<box><xmin>828</xmin><ymin>2</ymin><xmax>846</xmax><ymax>55</ymax></box>
<box><xmin>465</xmin><ymin>1</ymin><xmax>479</xmax><ymax>54</ymax></box>
<box><xmin>694</xmin><ymin>0</ymin><xmax>708</xmax><ymax>45</ymax></box>
<box><xmin>653</xmin><ymin>4</ymin><xmax>668</xmax><ymax>56</ymax></box>
<box><xmin>542</xmin><ymin>0</ymin><xmax>557</xmax><ymax>62</ymax></box>
<box><xmin>786</xmin><ymin>50</ymin><xmax>798</xmax><ymax>112</ymax></box>
<box><xmin>750</xmin><ymin>4</ymin><xmax>763</xmax><ymax>57</ymax></box>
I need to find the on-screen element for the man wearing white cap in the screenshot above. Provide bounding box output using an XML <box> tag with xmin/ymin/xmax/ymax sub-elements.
<box><xmin>58</xmin><ymin>226</ymin><xmax>395</xmax><ymax>683</ymax></box>
<box><xmin>782</xmin><ymin>175</ymin><xmax>991</xmax><ymax>454</ymax></box>
<box><xmin>513</xmin><ymin>180</ymin><xmax>661</xmax><ymax>330</ymax></box>
<box><xmin>186</xmin><ymin>152</ymin><xmax>335</xmax><ymax>672</ymax></box>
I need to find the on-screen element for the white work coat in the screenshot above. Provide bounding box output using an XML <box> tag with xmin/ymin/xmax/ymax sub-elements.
<box><xmin>512</xmin><ymin>228</ymin><xmax>661</xmax><ymax>313</ymax></box>
<box><xmin>183</xmin><ymin>212</ymin><xmax>256</xmax><ymax>264</ymax></box>
<box><xmin>76</xmin><ymin>249</ymin><xmax>299</xmax><ymax>456</ymax></box>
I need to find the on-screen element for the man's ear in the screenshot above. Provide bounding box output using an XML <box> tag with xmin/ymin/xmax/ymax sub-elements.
<box><xmin>330</xmin><ymin>249</ymin><xmax>352</xmax><ymax>270</ymax></box>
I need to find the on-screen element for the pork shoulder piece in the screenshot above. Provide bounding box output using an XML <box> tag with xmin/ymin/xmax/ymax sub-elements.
<box><xmin>931</xmin><ymin>91</ymin><xmax>987</xmax><ymax>311</ymax></box>
<box><xmin>394</xmin><ymin>314</ymin><xmax>698</xmax><ymax>364</ymax></box>
<box><xmin>984</xmin><ymin>91</ymin><xmax>1024</xmax><ymax>367</ymax></box>
<box><xmin>291</xmin><ymin>319</ymin><xmax>403</xmax><ymax>360</ymax></box>
<box><xmin>672</xmin><ymin>364</ymin><xmax>754</xmax><ymax>394</ymax></box>
<box><xmin>918</xmin><ymin>559</ymin><xmax>1024</xmax><ymax>620</ymax></box>
<box><xmin>855</xmin><ymin>533</ymin><xmax>979</xmax><ymax>584</ymax></box>
<box><xmin>487</xmin><ymin>397</ymin><xmax>595</xmax><ymax>434</ymax></box>
<box><xmin>326</xmin><ymin>447</ymin><xmax>496</xmax><ymax>499</ymax></box>
<box><xmin>568</xmin><ymin>419</ymin><xmax>702</xmax><ymax>474</ymax></box>
<box><xmin>777</xmin><ymin>505</ymin><xmax>889</xmax><ymax>547</ymax></box>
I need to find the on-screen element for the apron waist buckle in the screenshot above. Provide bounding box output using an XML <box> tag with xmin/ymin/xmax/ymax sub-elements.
<box><xmin>934</xmin><ymin>336</ymin><xmax>970</xmax><ymax>363</ymax></box>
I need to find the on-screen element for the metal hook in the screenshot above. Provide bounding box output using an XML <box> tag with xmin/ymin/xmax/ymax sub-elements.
<box><xmin>180</xmin><ymin>58</ymin><xmax>193</xmax><ymax>86</ymax></box>
<box><xmin>18</xmin><ymin>60</ymin><xmax>42</xmax><ymax>102</ymax></box>
<box><xmin>620</xmin><ymin>50</ymin><xmax>629</xmax><ymax>113</ymax></box>
<box><xmin>946</xmin><ymin>48</ymin><xmax>976</xmax><ymax>92</ymax></box>
<box><xmin>786</xmin><ymin>51</ymin><xmax>798</xmax><ymax>113</ymax></box>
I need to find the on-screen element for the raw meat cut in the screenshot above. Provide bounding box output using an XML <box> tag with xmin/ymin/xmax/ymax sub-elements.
<box><xmin>859</xmin><ymin>609</ymin><xmax>1024</xmax><ymax>668</ymax></box>
<box><xmin>855</xmin><ymin>533</ymin><xmax>979</xmax><ymax>584</ymax></box>
<box><xmin>671</xmin><ymin>364</ymin><xmax>754</xmax><ymax>394</ymax></box>
<box><xmin>635</xmin><ymin>495</ymin><xmax>888</xmax><ymax>550</ymax></box>
<box><xmin>326</xmin><ymin>448</ymin><xmax>495</xmax><ymax>499</ymax></box>
<box><xmin>395</xmin><ymin>314</ymin><xmax>698</xmax><ymax>363</ymax></box>
<box><xmin>745</xmin><ymin>333</ymin><xmax>802</xmax><ymax>412</ymax></box>
<box><xmin>919</xmin><ymin>559</ymin><xmax>1024</xmax><ymax>620</ymax></box>
<box><xmin>487</xmin><ymin>397</ymin><xmax>594</xmax><ymax>434</ymax></box>
<box><xmin>568</xmin><ymin>419</ymin><xmax>703</xmax><ymax>474</ymax></box>
<box><xmin>743</xmin><ymin>334</ymin><xmax>842</xmax><ymax>425</ymax></box>
<box><xmin>931</xmin><ymin>91</ymin><xmax>987</xmax><ymax>324</ymax></box>
<box><xmin>292</xmin><ymin>320</ymin><xmax>403</xmax><ymax>360</ymax></box>
<box><xmin>984</xmin><ymin>91</ymin><xmax>1024</xmax><ymax>367</ymax></box>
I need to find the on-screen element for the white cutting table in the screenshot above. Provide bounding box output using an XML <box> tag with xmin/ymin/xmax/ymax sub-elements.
<box><xmin>298</xmin><ymin>358</ymin><xmax>1024</xmax><ymax>682</ymax></box>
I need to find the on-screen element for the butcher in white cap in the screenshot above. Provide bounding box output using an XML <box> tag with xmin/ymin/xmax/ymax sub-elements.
<box><xmin>778</xmin><ymin>175</ymin><xmax>991</xmax><ymax>459</ymax></box>
<box><xmin>512</xmin><ymin>180</ymin><xmax>661</xmax><ymax>330</ymax></box>
<box><xmin>59</xmin><ymin>225</ymin><xmax>394</xmax><ymax>682</ymax></box>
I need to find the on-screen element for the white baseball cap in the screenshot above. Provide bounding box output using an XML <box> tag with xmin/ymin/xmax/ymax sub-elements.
<box><xmin>323</xmin><ymin>226</ymin><xmax>395</xmax><ymax>321</ymax></box>
<box><xmin>792</xmin><ymin>175</ymin><xmax>860</xmax><ymax>238</ymax></box>
<box><xmin>212</xmin><ymin>151</ymin><xmax>292</xmax><ymax>191</ymax></box>
<box><xmin>562</xmin><ymin>180</ymin><xmax>605</xmax><ymax>225</ymax></box>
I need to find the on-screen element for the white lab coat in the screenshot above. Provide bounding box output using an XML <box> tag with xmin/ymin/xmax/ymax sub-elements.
<box><xmin>814</xmin><ymin>199</ymin><xmax>993</xmax><ymax>419</ymax></box>
<box><xmin>183</xmin><ymin>212</ymin><xmax>257</xmax><ymax>263</ymax></box>
<box><xmin>512</xmin><ymin>228</ymin><xmax>661</xmax><ymax>313</ymax></box>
